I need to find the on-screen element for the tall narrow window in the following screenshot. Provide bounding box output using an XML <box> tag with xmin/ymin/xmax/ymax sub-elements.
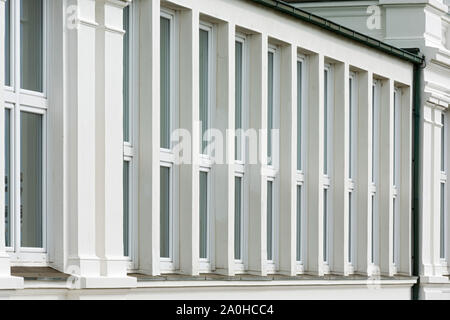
<box><xmin>296</xmin><ymin>186</ymin><xmax>302</xmax><ymax>262</ymax></box>
<box><xmin>348</xmin><ymin>193</ymin><xmax>353</xmax><ymax>264</ymax></box>
<box><xmin>371</xmin><ymin>81</ymin><xmax>380</xmax><ymax>267</ymax></box>
<box><xmin>324</xmin><ymin>69</ymin><xmax>329</xmax><ymax>175</ymax></box>
<box><xmin>5</xmin><ymin>0</ymin><xmax>11</xmax><ymax>86</ymax></box>
<box><xmin>199</xmin><ymin>172</ymin><xmax>209</xmax><ymax>260</ymax></box>
<box><xmin>393</xmin><ymin>89</ymin><xmax>401</xmax><ymax>267</ymax></box>
<box><xmin>199</xmin><ymin>28</ymin><xmax>210</xmax><ymax>154</ymax></box>
<box><xmin>348</xmin><ymin>73</ymin><xmax>357</xmax><ymax>267</ymax></box>
<box><xmin>267</xmin><ymin>181</ymin><xmax>274</xmax><ymax>261</ymax></box>
<box><xmin>123</xmin><ymin>162</ymin><xmax>130</xmax><ymax>257</ymax></box>
<box><xmin>349</xmin><ymin>77</ymin><xmax>353</xmax><ymax>180</ymax></box>
<box><xmin>5</xmin><ymin>109</ymin><xmax>11</xmax><ymax>247</ymax></box>
<box><xmin>235</xmin><ymin>177</ymin><xmax>242</xmax><ymax>260</ymax></box>
<box><xmin>441</xmin><ymin>113</ymin><xmax>447</xmax><ymax>260</ymax></box>
<box><xmin>235</xmin><ymin>40</ymin><xmax>243</xmax><ymax>161</ymax></box>
<box><xmin>268</xmin><ymin>52</ymin><xmax>274</xmax><ymax>166</ymax></box>
<box><xmin>161</xmin><ymin>16</ymin><xmax>171</xmax><ymax>149</ymax></box>
<box><xmin>323</xmin><ymin>189</ymin><xmax>328</xmax><ymax>263</ymax></box>
<box><xmin>160</xmin><ymin>167</ymin><xmax>171</xmax><ymax>259</ymax></box>
<box><xmin>297</xmin><ymin>60</ymin><xmax>303</xmax><ymax>171</ymax></box>
<box><xmin>123</xmin><ymin>5</ymin><xmax>130</xmax><ymax>142</ymax></box>
<box><xmin>20</xmin><ymin>112</ymin><xmax>43</xmax><ymax>249</ymax></box>
<box><xmin>20</xmin><ymin>0</ymin><xmax>44</xmax><ymax>92</ymax></box>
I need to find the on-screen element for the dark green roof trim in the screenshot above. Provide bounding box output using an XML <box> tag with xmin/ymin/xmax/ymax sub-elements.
<box><xmin>248</xmin><ymin>0</ymin><xmax>425</xmax><ymax>65</ymax></box>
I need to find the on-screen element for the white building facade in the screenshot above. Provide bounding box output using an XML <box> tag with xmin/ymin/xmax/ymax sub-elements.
<box><xmin>288</xmin><ymin>0</ymin><xmax>450</xmax><ymax>300</ymax></box>
<box><xmin>0</xmin><ymin>0</ymin><xmax>425</xmax><ymax>299</ymax></box>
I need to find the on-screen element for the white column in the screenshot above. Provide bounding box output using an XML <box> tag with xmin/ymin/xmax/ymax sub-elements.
<box><xmin>306</xmin><ymin>53</ymin><xmax>325</xmax><ymax>276</ymax></box>
<box><xmin>331</xmin><ymin>62</ymin><xmax>350</xmax><ymax>275</ymax></box>
<box><xmin>214</xmin><ymin>22</ymin><xmax>235</xmax><ymax>276</ymax></box>
<box><xmin>0</xmin><ymin>0</ymin><xmax>22</xmax><ymax>289</ymax></box>
<box><xmin>247</xmin><ymin>33</ymin><xmax>268</xmax><ymax>276</ymax></box>
<box><xmin>95</xmin><ymin>0</ymin><xmax>136</xmax><ymax>285</ymax></box>
<box><xmin>178</xmin><ymin>8</ymin><xmax>200</xmax><ymax>276</ymax></box>
<box><xmin>279</xmin><ymin>44</ymin><xmax>297</xmax><ymax>276</ymax></box>
<box><xmin>356</xmin><ymin>71</ymin><xmax>373</xmax><ymax>275</ymax></box>
<box><xmin>378</xmin><ymin>79</ymin><xmax>395</xmax><ymax>276</ymax></box>
<box><xmin>398</xmin><ymin>86</ymin><xmax>412</xmax><ymax>275</ymax></box>
<box><xmin>138</xmin><ymin>0</ymin><xmax>160</xmax><ymax>276</ymax></box>
<box><xmin>66</xmin><ymin>0</ymin><xmax>101</xmax><ymax>279</ymax></box>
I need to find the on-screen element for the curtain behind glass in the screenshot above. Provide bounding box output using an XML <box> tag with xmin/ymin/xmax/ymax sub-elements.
<box><xmin>5</xmin><ymin>0</ymin><xmax>11</xmax><ymax>86</ymax></box>
<box><xmin>267</xmin><ymin>52</ymin><xmax>274</xmax><ymax>166</ymax></box>
<box><xmin>20</xmin><ymin>112</ymin><xmax>43</xmax><ymax>248</ymax></box>
<box><xmin>160</xmin><ymin>17</ymin><xmax>171</xmax><ymax>149</ymax></box>
<box><xmin>323</xmin><ymin>189</ymin><xmax>328</xmax><ymax>262</ymax></box>
<box><xmin>199</xmin><ymin>172</ymin><xmax>208</xmax><ymax>259</ymax></box>
<box><xmin>160</xmin><ymin>167</ymin><xmax>170</xmax><ymax>258</ymax></box>
<box><xmin>267</xmin><ymin>181</ymin><xmax>273</xmax><ymax>261</ymax></box>
<box><xmin>349</xmin><ymin>78</ymin><xmax>353</xmax><ymax>179</ymax></box>
<box><xmin>123</xmin><ymin>6</ymin><xmax>130</xmax><ymax>142</ymax></box>
<box><xmin>235</xmin><ymin>41</ymin><xmax>243</xmax><ymax>161</ymax></box>
<box><xmin>5</xmin><ymin>109</ymin><xmax>11</xmax><ymax>247</ymax></box>
<box><xmin>20</xmin><ymin>0</ymin><xmax>43</xmax><ymax>92</ymax></box>
<box><xmin>123</xmin><ymin>162</ymin><xmax>129</xmax><ymax>257</ymax></box>
<box><xmin>199</xmin><ymin>29</ymin><xmax>209</xmax><ymax>155</ymax></box>
<box><xmin>234</xmin><ymin>177</ymin><xmax>242</xmax><ymax>260</ymax></box>
<box><xmin>324</xmin><ymin>70</ymin><xmax>328</xmax><ymax>175</ymax></box>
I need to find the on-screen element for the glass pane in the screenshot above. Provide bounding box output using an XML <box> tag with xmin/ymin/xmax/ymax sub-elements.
<box><xmin>323</xmin><ymin>189</ymin><xmax>328</xmax><ymax>262</ymax></box>
<box><xmin>296</xmin><ymin>186</ymin><xmax>302</xmax><ymax>262</ymax></box>
<box><xmin>372</xmin><ymin>85</ymin><xmax>376</xmax><ymax>183</ymax></box>
<box><xmin>5</xmin><ymin>109</ymin><xmax>11</xmax><ymax>247</ymax></box>
<box><xmin>199</xmin><ymin>172</ymin><xmax>208</xmax><ymax>259</ymax></box>
<box><xmin>20</xmin><ymin>111</ymin><xmax>43</xmax><ymax>248</ymax></box>
<box><xmin>442</xmin><ymin>114</ymin><xmax>445</xmax><ymax>172</ymax></box>
<box><xmin>235</xmin><ymin>41</ymin><xmax>243</xmax><ymax>161</ymax></box>
<box><xmin>267</xmin><ymin>181</ymin><xmax>273</xmax><ymax>261</ymax></box>
<box><xmin>161</xmin><ymin>17</ymin><xmax>171</xmax><ymax>149</ymax></box>
<box><xmin>199</xmin><ymin>29</ymin><xmax>209</xmax><ymax>155</ymax></box>
<box><xmin>160</xmin><ymin>166</ymin><xmax>171</xmax><ymax>258</ymax></box>
<box><xmin>5</xmin><ymin>0</ymin><xmax>11</xmax><ymax>86</ymax></box>
<box><xmin>349</xmin><ymin>78</ymin><xmax>353</xmax><ymax>179</ymax></box>
<box><xmin>324</xmin><ymin>70</ymin><xmax>328</xmax><ymax>175</ymax></box>
<box><xmin>441</xmin><ymin>183</ymin><xmax>445</xmax><ymax>259</ymax></box>
<box><xmin>297</xmin><ymin>61</ymin><xmax>302</xmax><ymax>171</ymax></box>
<box><xmin>348</xmin><ymin>192</ymin><xmax>352</xmax><ymax>264</ymax></box>
<box><xmin>267</xmin><ymin>52</ymin><xmax>274</xmax><ymax>166</ymax></box>
<box><xmin>123</xmin><ymin>162</ymin><xmax>129</xmax><ymax>257</ymax></box>
<box><xmin>123</xmin><ymin>6</ymin><xmax>130</xmax><ymax>142</ymax></box>
<box><xmin>393</xmin><ymin>92</ymin><xmax>397</xmax><ymax>185</ymax></box>
<box><xmin>234</xmin><ymin>177</ymin><xmax>242</xmax><ymax>260</ymax></box>
<box><xmin>371</xmin><ymin>195</ymin><xmax>375</xmax><ymax>264</ymax></box>
<box><xmin>20</xmin><ymin>0</ymin><xmax>43</xmax><ymax>92</ymax></box>
<box><xmin>393</xmin><ymin>198</ymin><xmax>397</xmax><ymax>264</ymax></box>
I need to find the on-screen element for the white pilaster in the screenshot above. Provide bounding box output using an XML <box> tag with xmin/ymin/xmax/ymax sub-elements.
<box><xmin>95</xmin><ymin>0</ymin><xmax>135</xmax><ymax>285</ymax></box>
<box><xmin>214</xmin><ymin>22</ymin><xmax>235</xmax><ymax>276</ymax></box>
<box><xmin>332</xmin><ymin>62</ymin><xmax>350</xmax><ymax>275</ymax></box>
<box><xmin>178</xmin><ymin>8</ymin><xmax>200</xmax><ymax>276</ymax></box>
<box><xmin>0</xmin><ymin>0</ymin><xmax>23</xmax><ymax>289</ymax></box>
<box><xmin>138</xmin><ymin>0</ymin><xmax>160</xmax><ymax>276</ymax></box>
<box><xmin>279</xmin><ymin>44</ymin><xmax>297</xmax><ymax>276</ymax></box>
<box><xmin>378</xmin><ymin>78</ymin><xmax>395</xmax><ymax>276</ymax></box>
<box><xmin>306</xmin><ymin>53</ymin><xmax>325</xmax><ymax>276</ymax></box>
<box><xmin>356</xmin><ymin>71</ymin><xmax>373</xmax><ymax>275</ymax></box>
<box><xmin>66</xmin><ymin>0</ymin><xmax>101</xmax><ymax>278</ymax></box>
<box><xmin>247</xmin><ymin>33</ymin><xmax>268</xmax><ymax>276</ymax></box>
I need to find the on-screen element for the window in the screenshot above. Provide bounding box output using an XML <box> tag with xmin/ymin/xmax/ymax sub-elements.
<box><xmin>234</xmin><ymin>35</ymin><xmax>248</xmax><ymax>271</ymax></box>
<box><xmin>348</xmin><ymin>73</ymin><xmax>357</xmax><ymax>268</ymax></box>
<box><xmin>266</xmin><ymin>45</ymin><xmax>280</xmax><ymax>272</ymax></box>
<box><xmin>370</xmin><ymin>80</ymin><xmax>381</xmax><ymax>269</ymax></box>
<box><xmin>4</xmin><ymin>0</ymin><xmax>47</xmax><ymax>264</ymax></box>
<box><xmin>4</xmin><ymin>0</ymin><xmax>11</xmax><ymax>86</ymax></box>
<box><xmin>440</xmin><ymin>112</ymin><xmax>447</xmax><ymax>261</ymax></box>
<box><xmin>296</xmin><ymin>55</ymin><xmax>307</xmax><ymax>273</ymax></box>
<box><xmin>323</xmin><ymin>64</ymin><xmax>333</xmax><ymax>271</ymax></box>
<box><xmin>393</xmin><ymin>88</ymin><xmax>401</xmax><ymax>269</ymax></box>
<box><xmin>198</xmin><ymin>22</ymin><xmax>215</xmax><ymax>272</ymax></box>
<box><xmin>159</xmin><ymin>9</ymin><xmax>178</xmax><ymax>272</ymax></box>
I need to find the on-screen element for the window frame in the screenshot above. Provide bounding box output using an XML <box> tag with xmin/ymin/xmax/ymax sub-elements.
<box><xmin>392</xmin><ymin>87</ymin><xmax>401</xmax><ymax>271</ymax></box>
<box><xmin>4</xmin><ymin>0</ymin><xmax>49</xmax><ymax>265</ymax></box>
<box><xmin>440</xmin><ymin>110</ymin><xmax>448</xmax><ymax>268</ymax></box>
<box><xmin>295</xmin><ymin>54</ymin><xmax>308</xmax><ymax>273</ymax></box>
